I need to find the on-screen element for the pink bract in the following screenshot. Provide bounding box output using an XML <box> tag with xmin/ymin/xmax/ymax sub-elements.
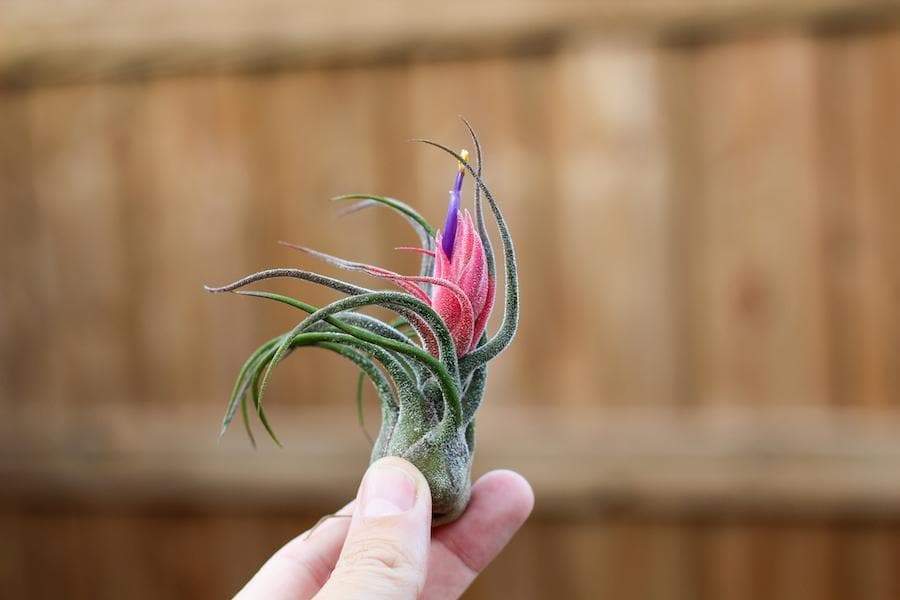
<box><xmin>432</xmin><ymin>209</ymin><xmax>495</xmax><ymax>355</ymax></box>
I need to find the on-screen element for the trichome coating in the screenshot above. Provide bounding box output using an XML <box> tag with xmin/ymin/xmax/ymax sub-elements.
<box><xmin>205</xmin><ymin>121</ymin><xmax>519</xmax><ymax>524</ymax></box>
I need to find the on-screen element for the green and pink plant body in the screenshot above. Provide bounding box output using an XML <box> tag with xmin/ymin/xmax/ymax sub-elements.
<box><xmin>206</xmin><ymin>122</ymin><xmax>519</xmax><ymax>524</ymax></box>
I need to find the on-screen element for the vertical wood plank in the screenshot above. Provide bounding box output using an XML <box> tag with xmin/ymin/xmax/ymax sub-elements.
<box><xmin>552</xmin><ymin>40</ymin><xmax>677</xmax><ymax>407</ymax></box>
<box><xmin>26</xmin><ymin>83</ymin><xmax>140</xmax><ymax>427</ymax></box>
<box><xmin>0</xmin><ymin>89</ymin><xmax>44</xmax><ymax>424</ymax></box>
<box><xmin>842</xmin><ymin>32</ymin><xmax>900</xmax><ymax>409</ymax></box>
<box><xmin>771</xmin><ymin>524</ymin><xmax>836</xmax><ymax>600</ymax></box>
<box><xmin>648</xmin><ymin>521</ymin><xmax>702</xmax><ymax>600</ymax></box>
<box><xmin>816</xmin><ymin>30</ymin><xmax>900</xmax><ymax>410</ymax></box>
<box><xmin>549</xmin><ymin>519</ymin><xmax>607</xmax><ymax>599</ymax></box>
<box><xmin>466</xmin><ymin>518</ymin><xmax>542</xmax><ymax>600</ymax></box>
<box><xmin>835</xmin><ymin>526</ymin><xmax>899</xmax><ymax>600</ymax></box>
<box><xmin>699</xmin><ymin>523</ymin><xmax>765</xmax><ymax>600</ymax></box>
<box><xmin>683</xmin><ymin>36</ymin><xmax>830</xmax><ymax>407</ymax></box>
<box><xmin>0</xmin><ymin>515</ymin><xmax>27</xmax><ymax>596</ymax></box>
<box><xmin>129</xmin><ymin>75</ymin><xmax>257</xmax><ymax>411</ymax></box>
<box><xmin>217</xmin><ymin>66</ymin><xmax>384</xmax><ymax>420</ymax></box>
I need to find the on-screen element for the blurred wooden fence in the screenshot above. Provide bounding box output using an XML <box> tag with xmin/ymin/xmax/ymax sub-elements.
<box><xmin>1</xmin><ymin>1</ymin><xmax>899</xmax><ymax>598</ymax></box>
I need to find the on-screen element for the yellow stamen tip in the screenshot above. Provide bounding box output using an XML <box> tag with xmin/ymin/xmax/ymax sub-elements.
<box><xmin>458</xmin><ymin>149</ymin><xmax>469</xmax><ymax>172</ymax></box>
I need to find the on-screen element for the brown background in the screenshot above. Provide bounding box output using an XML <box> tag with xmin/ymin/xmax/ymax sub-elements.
<box><xmin>2</xmin><ymin>1</ymin><xmax>900</xmax><ymax>598</ymax></box>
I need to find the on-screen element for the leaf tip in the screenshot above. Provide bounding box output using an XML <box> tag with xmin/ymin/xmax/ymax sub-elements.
<box><xmin>277</xmin><ymin>240</ymin><xmax>311</xmax><ymax>254</ymax></box>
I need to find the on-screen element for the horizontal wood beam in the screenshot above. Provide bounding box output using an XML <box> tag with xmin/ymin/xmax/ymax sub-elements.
<box><xmin>2</xmin><ymin>1</ymin><xmax>899</xmax><ymax>87</ymax></box>
<box><xmin>5</xmin><ymin>403</ymin><xmax>900</xmax><ymax>520</ymax></box>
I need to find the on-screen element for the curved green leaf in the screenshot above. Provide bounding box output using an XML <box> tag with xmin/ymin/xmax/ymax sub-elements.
<box><xmin>262</xmin><ymin>292</ymin><xmax>462</xmax><ymax>429</ymax></box>
<box><xmin>333</xmin><ymin>194</ymin><xmax>436</xmax><ymax>236</ymax></box>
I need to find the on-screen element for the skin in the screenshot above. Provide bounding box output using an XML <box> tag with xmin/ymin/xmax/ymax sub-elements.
<box><xmin>236</xmin><ymin>457</ymin><xmax>534</xmax><ymax>599</ymax></box>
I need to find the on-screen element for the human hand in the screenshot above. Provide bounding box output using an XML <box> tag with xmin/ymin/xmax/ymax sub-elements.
<box><xmin>235</xmin><ymin>457</ymin><xmax>534</xmax><ymax>599</ymax></box>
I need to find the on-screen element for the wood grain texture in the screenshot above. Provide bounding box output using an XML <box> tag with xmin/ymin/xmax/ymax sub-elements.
<box><xmin>817</xmin><ymin>32</ymin><xmax>900</xmax><ymax>411</ymax></box>
<box><xmin>6</xmin><ymin>404</ymin><xmax>900</xmax><ymax>520</ymax></box>
<box><xmin>840</xmin><ymin>32</ymin><xmax>900</xmax><ymax>409</ymax></box>
<box><xmin>2</xmin><ymin>0</ymin><xmax>900</xmax><ymax>86</ymax></box>
<box><xmin>680</xmin><ymin>35</ymin><xmax>833</xmax><ymax>407</ymax></box>
<box><xmin>552</xmin><ymin>39</ymin><xmax>677</xmax><ymax>407</ymax></box>
<box><xmin>1</xmin><ymin>8</ymin><xmax>900</xmax><ymax>599</ymax></box>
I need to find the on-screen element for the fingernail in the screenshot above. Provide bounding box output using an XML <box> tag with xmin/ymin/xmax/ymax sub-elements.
<box><xmin>362</xmin><ymin>462</ymin><xmax>417</xmax><ymax>518</ymax></box>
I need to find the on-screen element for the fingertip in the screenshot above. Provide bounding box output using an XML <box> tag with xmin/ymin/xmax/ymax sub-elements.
<box><xmin>430</xmin><ymin>470</ymin><xmax>533</xmax><ymax>571</ymax></box>
<box><xmin>472</xmin><ymin>469</ymin><xmax>535</xmax><ymax>525</ymax></box>
<box><xmin>369</xmin><ymin>456</ymin><xmax>430</xmax><ymax>490</ymax></box>
<box><xmin>360</xmin><ymin>456</ymin><xmax>432</xmax><ymax>520</ymax></box>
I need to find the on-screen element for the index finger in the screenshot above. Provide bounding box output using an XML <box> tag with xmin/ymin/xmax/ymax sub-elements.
<box><xmin>423</xmin><ymin>470</ymin><xmax>534</xmax><ymax>599</ymax></box>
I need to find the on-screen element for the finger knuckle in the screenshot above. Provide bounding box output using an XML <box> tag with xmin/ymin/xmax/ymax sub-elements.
<box><xmin>342</xmin><ymin>536</ymin><xmax>414</xmax><ymax>571</ymax></box>
<box><xmin>336</xmin><ymin>536</ymin><xmax>420</xmax><ymax>586</ymax></box>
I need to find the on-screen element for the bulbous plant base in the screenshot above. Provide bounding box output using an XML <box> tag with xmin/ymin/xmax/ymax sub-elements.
<box><xmin>431</xmin><ymin>482</ymin><xmax>471</xmax><ymax>526</ymax></box>
<box><xmin>374</xmin><ymin>423</ymin><xmax>474</xmax><ymax>525</ymax></box>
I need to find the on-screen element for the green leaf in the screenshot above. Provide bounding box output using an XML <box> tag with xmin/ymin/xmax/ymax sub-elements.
<box><xmin>316</xmin><ymin>340</ymin><xmax>398</xmax><ymax>411</ymax></box>
<box><xmin>269</xmin><ymin>291</ymin><xmax>463</xmax><ymax>427</ymax></box>
<box><xmin>221</xmin><ymin>334</ymin><xmax>284</xmax><ymax>437</ymax></box>
<box><xmin>332</xmin><ymin>193</ymin><xmax>437</xmax><ymax>284</ymax></box>
<box><xmin>459</xmin><ymin>117</ymin><xmax>496</xmax><ymax>280</ymax></box>
<box><xmin>354</xmin><ymin>370</ymin><xmax>372</xmax><ymax>444</ymax></box>
<box><xmin>206</xmin><ymin>268</ymin><xmax>370</xmax><ymax>297</ymax></box>
<box><xmin>239</xmin><ymin>392</ymin><xmax>257</xmax><ymax>448</ymax></box>
<box><xmin>249</xmin><ymin>347</ymin><xmax>283</xmax><ymax>447</ymax></box>
<box><xmin>332</xmin><ymin>194</ymin><xmax>436</xmax><ymax>236</ymax></box>
<box><xmin>235</xmin><ymin>290</ymin><xmax>421</xmax><ymax>385</ymax></box>
<box><xmin>207</xmin><ymin>268</ymin><xmax>435</xmax><ymax>357</ymax></box>
<box><xmin>239</xmin><ymin>328</ymin><xmax>426</xmax><ymax>447</ymax></box>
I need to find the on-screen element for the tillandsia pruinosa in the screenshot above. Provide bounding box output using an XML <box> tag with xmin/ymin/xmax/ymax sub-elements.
<box><xmin>205</xmin><ymin>121</ymin><xmax>518</xmax><ymax>524</ymax></box>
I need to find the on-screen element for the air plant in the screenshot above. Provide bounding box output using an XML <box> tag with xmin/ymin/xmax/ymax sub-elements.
<box><xmin>205</xmin><ymin>122</ymin><xmax>518</xmax><ymax>524</ymax></box>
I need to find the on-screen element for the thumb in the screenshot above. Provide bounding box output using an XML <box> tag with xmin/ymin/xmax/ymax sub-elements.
<box><xmin>315</xmin><ymin>457</ymin><xmax>432</xmax><ymax>600</ymax></box>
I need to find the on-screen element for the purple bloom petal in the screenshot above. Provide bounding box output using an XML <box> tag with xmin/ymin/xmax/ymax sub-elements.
<box><xmin>441</xmin><ymin>151</ymin><xmax>468</xmax><ymax>259</ymax></box>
